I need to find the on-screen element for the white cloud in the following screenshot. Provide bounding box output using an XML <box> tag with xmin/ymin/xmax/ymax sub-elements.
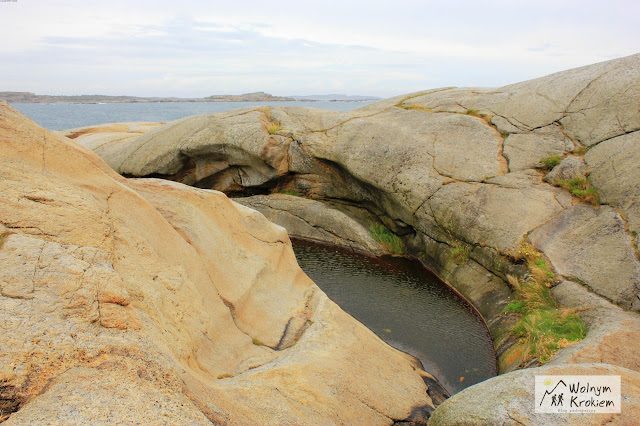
<box><xmin>0</xmin><ymin>0</ymin><xmax>638</xmax><ymax>97</ymax></box>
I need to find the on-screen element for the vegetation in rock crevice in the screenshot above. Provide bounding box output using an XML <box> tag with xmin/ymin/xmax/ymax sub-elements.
<box><xmin>369</xmin><ymin>224</ymin><xmax>405</xmax><ymax>255</ymax></box>
<box><xmin>554</xmin><ymin>177</ymin><xmax>599</xmax><ymax>205</ymax></box>
<box><xmin>539</xmin><ymin>154</ymin><xmax>600</xmax><ymax>205</ymax></box>
<box><xmin>539</xmin><ymin>155</ymin><xmax>562</xmax><ymax>170</ymax></box>
<box><xmin>451</xmin><ymin>243</ymin><xmax>470</xmax><ymax>266</ymax></box>
<box><xmin>503</xmin><ymin>242</ymin><xmax>586</xmax><ymax>365</ymax></box>
<box><xmin>261</xmin><ymin>106</ymin><xmax>282</xmax><ymax>134</ymax></box>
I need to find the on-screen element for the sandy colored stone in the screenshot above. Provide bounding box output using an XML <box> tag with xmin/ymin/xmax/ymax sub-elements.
<box><xmin>549</xmin><ymin>281</ymin><xmax>640</xmax><ymax>371</ymax></box>
<box><xmin>56</xmin><ymin>122</ymin><xmax>162</xmax><ymax>172</ymax></box>
<box><xmin>0</xmin><ymin>101</ymin><xmax>434</xmax><ymax>424</ymax></box>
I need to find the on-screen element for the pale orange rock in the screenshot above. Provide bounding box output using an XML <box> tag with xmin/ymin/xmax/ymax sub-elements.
<box><xmin>0</xmin><ymin>101</ymin><xmax>434</xmax><ymax>424</ymax></box>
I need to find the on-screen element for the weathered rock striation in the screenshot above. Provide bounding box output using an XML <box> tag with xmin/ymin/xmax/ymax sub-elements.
<box><xmin>0</xmin><ymin>102</ymin><xmax>439</xmax><ymax>424</ymax></box>
<box><xmin>63</xmin><ymin>53</ymin><xmax>640</xmax><ymax>424</ymax></box>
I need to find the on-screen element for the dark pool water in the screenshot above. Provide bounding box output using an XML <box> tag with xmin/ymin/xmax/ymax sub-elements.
<box><xmin>292</xmin><ymin>240</ymin><xmax>497</xmax><ymax>394</ymax></box>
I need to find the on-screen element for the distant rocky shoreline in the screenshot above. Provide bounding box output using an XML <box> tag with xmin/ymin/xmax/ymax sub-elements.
<box><xmin>0</xmin><ymin>91</ymin><xmax>381</xmax><ymax>104</ymax></box>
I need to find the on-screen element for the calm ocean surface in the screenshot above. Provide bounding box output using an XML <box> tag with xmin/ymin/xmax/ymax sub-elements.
<box><xmin>11</xmin><ymin>101</ymin><xmax>374</xmax><ymax>131</ymax></box>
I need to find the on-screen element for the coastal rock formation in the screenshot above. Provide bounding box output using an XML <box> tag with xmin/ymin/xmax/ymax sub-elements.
<box><xmin>85</xmin><ymin>54</ymin><xmax>640</xmax><ymax>318</ymax></box>
<box><xmin>61</xmin><ymin>53</ymin><xmax>640</xmax><ymax>423</ymax></box>
<box><xmin>0</xmin><ymin>102</ymin><xmax>437</xmax><ymax>424</ymax></box>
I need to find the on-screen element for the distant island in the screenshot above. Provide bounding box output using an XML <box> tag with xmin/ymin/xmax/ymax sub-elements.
<box><xmin>0</xmin><ymin>91</ymin><xmax>380</xmax><ymax>104</ymax></box>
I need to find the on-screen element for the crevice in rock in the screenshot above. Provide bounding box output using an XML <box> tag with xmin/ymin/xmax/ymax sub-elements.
<box><xmin>0</xmin><ymin>383</ymin><xmax>23</xmax><ymax>423</ymax></box>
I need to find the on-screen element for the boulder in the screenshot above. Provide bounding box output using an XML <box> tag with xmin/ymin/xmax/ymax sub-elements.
<box><xmin>544</xmin><ymin>156</ymin><xmax>586</xmax><ymax>183</ymax></box>
<box><xmin>549</xmin><ymin>281</ymin><xmax>640</xmax><ymax>371</ymax></box>
<box><xmin>235</xmin><ymin>194</ymin><xmax>385</xmax><ymax>255</ymax></box>
<box><xmin>429</xmin><ymin>363</ymin><xmax>640</xmax><ymax>425</ymax></box>
<box><xmin>586</xmin><ymin>131</ymin><xmax>640</xmax><ymax>249</ymax></box>
<box><xmin>0</xmin><ymin>101</ymin><xmax>436</xmax><ymax>424</ymax></box>
<box><xmin>529</xmin><ymin>205</ymin><xmax>640</xmax><ymax>309</ymax></box>
<box><xmin>56</xmin><ymin>122</ymin><xmax>162</xmax><ymax>172</ymax></box>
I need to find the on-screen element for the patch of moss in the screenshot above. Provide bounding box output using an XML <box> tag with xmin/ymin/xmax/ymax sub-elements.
<box><xmin>369</xmin><ymin>224</ymin><xmax>405</xmax><ymax>255</ymax></box>
<box><xmin>451</xmin><ymin>244</ymin><xmax>470</xmax><ymax>266</ymax></box>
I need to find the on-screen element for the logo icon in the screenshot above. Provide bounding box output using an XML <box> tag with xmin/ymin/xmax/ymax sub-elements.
<box><xmin>535</xmin><ymin>375</ymin><xmax>621</xmax><ymax>414</ymax></box>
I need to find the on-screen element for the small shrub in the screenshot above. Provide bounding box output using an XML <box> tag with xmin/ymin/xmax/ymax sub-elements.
<box><xmin>451</xmin><ymin>244</ymin><xmax>470</xmax><ymax>265</ymax></box>
<box><xmin>539</xmin><ymin>155</ymin><xmax>562</xmax><ymax>170</ymax></box>
<box><xmin>252</xmin><ymin>337</ymin><xmax>264</xmax><ymax>346</ymax></box>
<box><xmin>555</xmin><ymin>177</ymin><xmax>599</xmax><ymax>205</ymax></box>
<box><xmin>499</xmin><ymin>130</ymin><xmax>510</xmax><ymax>139</ymax></box>
<box><xmin>217</xmin><ymin>373</ymin><xmax>235</xmax><ymax>379</ymax></box>
<box><xmin>369</xmin><ymin>224</ymin><xmax>405</xmax><ymax>255</ymax></box>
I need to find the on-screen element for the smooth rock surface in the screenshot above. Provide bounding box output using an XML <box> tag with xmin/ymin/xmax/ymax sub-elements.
<box><xmin>586</xmin><ymin>131</ymin><xmax>640</xmax><ymax>251</ymax></box>
<box><xmin>529</xmin><ymin>205</ymin><xmax>640</xmax><ymax>309</ymax></box>
<box><xmin>550</xmin><ymin>281</ymin><xmax>640</xmax><ymax>371</ymax></box>
<box><xmin>0</xmin><ymin>101</ymin><xmax>435</xmax><ymax>424</ymax></box>
<box><xmin>544</xmin><ymin>156</ymin><xmax>586</xmax><ymax>183</ymax></box>
<box><xmin>235</xmin><ymin>194</ymin><xmax>385</xmax><ymax>255</ymax></box>
<box><xmin>429</xmin><ymin>363</ymin><xmax>640</xmax><ymax>425</ymax></box>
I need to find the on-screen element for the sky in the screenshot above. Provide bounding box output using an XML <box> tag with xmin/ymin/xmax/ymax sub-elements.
<box><xmin>0</xmin><ymin>0</ymin><xmax>638</xmax><ymax>98</ymax></box>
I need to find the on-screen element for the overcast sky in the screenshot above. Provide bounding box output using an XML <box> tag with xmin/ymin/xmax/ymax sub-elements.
<box><xmin>1</xmin><ymin>0</ymin><xmax>638</xmax><ymax>98</ymax></box>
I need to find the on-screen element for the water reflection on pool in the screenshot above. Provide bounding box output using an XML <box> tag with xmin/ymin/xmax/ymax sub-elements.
<box><xmin>292</xmin><ymin>240</ymin><xmax>497</xmax><ymax>394</ymax></box>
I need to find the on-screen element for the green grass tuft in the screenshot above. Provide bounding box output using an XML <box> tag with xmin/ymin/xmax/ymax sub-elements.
<box><xmin>554</xmin><ymin>177</ymin><xmax>599</xmax><ymax>205</ymax></box>
<box><xmin>539</xmin><ymin>155</ymin><xmax>562</xmax><ymax>170</ymax></box>
<box><xmin>504</xmin><ymin>241</ymin><xmax>586</xmax><ymax>366</ymax></box>
<box><xmin>369</xmin><ymin>224</ymin><xmax>405</xmax><ymax>255</ymax></box>
<box><xmin>503</xmin><ymin>300</ymin><xmax>527</xmax><ymax>314</ymax></box>
<box><xmin>512</xmin><ymin>309</ymin><xmax>586</xmax><ymax>363</ymax></box>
